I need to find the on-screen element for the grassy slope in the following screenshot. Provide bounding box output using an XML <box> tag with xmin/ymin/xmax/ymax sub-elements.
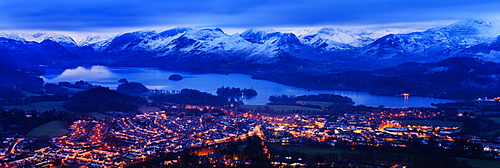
<box><xmin>274</xmin><ymin>145</ymin><xmax>498</xmax><ymax>167</ymax></box>
<box><xmin>401</xmin><ymin>120</ymin><xmax>464</xmax><ymax>127</ymax></box>
<box><xmin>2</xmin><ymin>101</ymin><xmax>65</xmax><ymax>112</ymax></box>
<box><xmin>301</xmin><ymin>101</ymin><xmax>335</xmax><ymax>107</ymax></box>
<box><xmin>241</xmin><ymin>105</ymin><xmax>323</xmax><ymax>112</ymax></box>
<box><xmin>490</xmin><ymin>117</ymin><xmax>500</xmax><ymax>124</ymax></box>
<box><xmin>457</xmin><ymin>158</ymin><xmax>500</xmax><ymax>168</ymax></box>
<box><xmin>89</xmin><ymin>112</ymin><xmax>115</xmax><ymax>119</ymax></box>
<box><xmin>271</xmin><ymin>145</ymin><xmax>357</xmax><ymax>155</ymax></box>
<box><xmin>26</xmin><ymin>120</ymin><xmax>69</xmax><ymax>138</ymax></box>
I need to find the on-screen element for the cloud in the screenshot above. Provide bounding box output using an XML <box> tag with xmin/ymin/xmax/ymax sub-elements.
<box><xmin>1</xmin><ymin>0</ymin><xmax>500</xmax><ymax>32</ymax></box>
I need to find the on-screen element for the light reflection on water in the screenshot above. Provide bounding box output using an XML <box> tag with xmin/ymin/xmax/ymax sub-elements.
<box><xmin>41</xmin><ymin>66</ymin><xmax>455</xmax><ymax>107</ymax></box>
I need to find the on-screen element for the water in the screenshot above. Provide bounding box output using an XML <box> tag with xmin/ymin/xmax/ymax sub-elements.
<box><xmin>41</xmin><ymin>66</ymin><xmax>455</xmax><ymax>107</ymax></box>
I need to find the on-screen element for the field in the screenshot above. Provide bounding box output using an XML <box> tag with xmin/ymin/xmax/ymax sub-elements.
<box><xmin>241</xmin><ymin>105</ymin><xmax>323</xmax><ymax>112</ymax></box>
<box><xmin>26</xmin><ymin>121</ymin><xmax>70</xmax><ymax>138</ymax></box>
<box><xmin>2</xmin><ymin>101</ymin><xmax>65</xmax><ymax>112</ymax></box>
<box><xmin>138</xmin><ymin>106</ymin><xmax>161</xmax><ymax>113</ymax></box>
<box><xmin>401</xmin><ymin>120</ymin><xmax>464</xmax><ymax>127</ymax></box>
<box><xmin>61</xmin><ymin>86</ymin><xmax>84</xmax><ymax>93</ymax></box>
<box><xmin>479</xmin><ymin>129</ymin><xmax>500</xmax><ymax>136</ymax></box>
<box><xmin>457</xmin><ymin>158</ymin><xmax>500</xmax><ymax>168</ymax></box>
<box><xmin>490</xmin><ymin>117</ymin><xmax>500</xmax><ymax>124</ymax></box>
<box><xmin>479</xmin><ymin>117</ymin><xmax>500</xmax><ymax>135</ymax></box>
<box><xmin>89</xmin><ymin>112</ymin><xmax>115</xmax><ymax>119</ymax></box>
<box><xmin>271</xmin><ymin>145</ymin><xmax>357</xmax><ymax>155</ymax></box>
<box><xmin>273</xmin><ymin>145</ymin><xmax>496</xmax><ymax>167</ymax></box>
<box><xmin>299</xmin><ymin>101</ymin><xmax>335</xmax><ymax>107</ymax></box>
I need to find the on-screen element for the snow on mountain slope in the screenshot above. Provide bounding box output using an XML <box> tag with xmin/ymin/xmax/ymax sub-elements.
<box><xmin>2</xmin><ymin>18</ymin><xmax>500</xmax><ymax>68</ymax></box>
<box><xmin>358</xmin><ymin>18</ymin><xmax>500</xmax><ymax>63</ymax></box>
<box><xmin>137</xmin><ymin>27</ymin><xmax>192</xmax><ymax>51</ymax></box>
<box><xmin>296</xmin><ymin>28</ymin><xmax>419</xmax><ymax>50</ymax></box>
<box><xmin>424</xmin><ymin>18</ymin><xmax>500</xmax><ymax>46</ymax></box>
<box><xmin>159</xmin><ymin>28</ymin><xmax>284</xmax><ymax>63</ymax></box>
<box><xmin>457</xmin><ymin>35</ymin><xmax>500</xmax><ymax>62</ymax></box>
<box><xmin>72</xmin><ymin>34</ymin><xmax>117</xmax><ymax>47</ymax></box>
<box><xmin>99</xmin><ymin>27</ymin><xmax>305</xmax><ymax>64</ymax></box>
<box><xmin>298</xmin><ymin>28</ymin><xmax>371</xmax><ymax>50</ymax></box>
<box><xmin>239</xmin><ymin>28</ymin><xmax>310</xmax><ymax>62</ymax></box>
<box><xmin>0</xmin><ymin>32</ymin><xmax>77</xmax><ymax>45</ymax></box>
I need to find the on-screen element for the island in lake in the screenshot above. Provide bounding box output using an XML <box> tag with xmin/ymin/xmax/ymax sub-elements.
<box><xmin>168</xmin><ymin>74</ymin><xmax>183</xmax><ymax>81</ymax></box>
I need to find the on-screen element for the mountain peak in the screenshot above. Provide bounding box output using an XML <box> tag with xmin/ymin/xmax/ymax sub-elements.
<box><xmin>428</xmin><ymin>18</ymin><xmax>500</xmax><ymax>37</ymax></box>
<box><xmin>182</xmin><ymin>28</ymin><xmax>228</xmax><ymax>41</ymax></box>
<box><xmin>455</xmin><ymin>18</ymin><xmax>500</xmax><ymax>26</ymax></box>
<box><xmin>0</xmin><ymin>32</ymin><xmax>76</xmax><ymax>44</ymax></box>
<box><xmin>240</xmin><ymin>28</ymin><xmax>282</xmax><ymax>43</ymax></box>
<box><xmin>242</xmin><ymin>28</ymin><xmax>277</xmax><ymax>34</ymax></box>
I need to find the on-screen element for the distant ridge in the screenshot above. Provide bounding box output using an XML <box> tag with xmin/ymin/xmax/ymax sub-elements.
<box><xmin>1</xmin><ymin>18</ymin><xmax>500</xmax><ymax>70</ymax></box>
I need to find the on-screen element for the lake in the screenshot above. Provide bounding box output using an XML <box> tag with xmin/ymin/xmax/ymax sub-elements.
<box><xmin>41</xmin><ymin>66</ymin><xmax>455</xmax><ymax>107</ymax></box>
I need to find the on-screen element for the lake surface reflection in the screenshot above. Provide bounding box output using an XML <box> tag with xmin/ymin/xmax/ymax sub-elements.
<box><xmin>41</xmin><ymin>66</ymin><xmax>455</xmax><ymax>107</ymax></box>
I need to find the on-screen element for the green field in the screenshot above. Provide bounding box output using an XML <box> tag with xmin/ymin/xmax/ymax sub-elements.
<box><xmin>490</xmin><ymin>117</ymin><xmax>500</xmax><ymax>124</ymax></box>
<box><xmin>457</xmin><ymin>158</ymin><xmax>500</xmax><ymax>168</ymax></box>
<box><xmin>241</xmin><ymin>105</ymin><xmax>323</xmax><ymax>112</ymax></box>
<box><xmin>480</xmin><ymin>117</ymin><xmax>500</xmax><ymax>135</ymax></box>
<box><xmin>273</xmin><ymin>145</ymin><xmax>494</xmax><ymax>167</ymax></box>
<box><xmin>271</xmin><ymin>145</ymin><xmax>357</xmax><ymax>155</ymax></box>
<box><xmin>479</xmin><ymin>129</ymin><xmax>500</xmax><ymax>136</ymax></box>
<box><xmin>138</xmin><ymin>106</ymin><xmax>161</xmax><ymax>113</ymax></box>
<box><xmin>300</xmin><ymin>101</ymin><xmax>335</xmax><ymax>107</ymax></box>
<box><xmin>2</xmin><ymin>101</ymin><xmax>65</xmax><ymax>112</ymax></box>
<box><xmin>26</xmin><ymin>120</ymin><xmax>70</xmax><ymax>138</ymax></box>
<box><xmin>402</xmin><ymin>120</ymin><xmax>464</xmax><ymax>127</ymax></box>
<box><xmin>89</xmin><ymin>112</ymin><xmax>115</xmax><ymax>119</ymax></box>
<box><xmin>61</xmin><ymin>86</ymin><xmax>84</xmax><ymax>93</ymax></box>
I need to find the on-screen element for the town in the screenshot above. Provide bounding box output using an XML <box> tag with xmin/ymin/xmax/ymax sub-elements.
<box><xmin>1</xmin><ymin>100</ymin><xmax>500</xmax><ymax>167</ymax></box>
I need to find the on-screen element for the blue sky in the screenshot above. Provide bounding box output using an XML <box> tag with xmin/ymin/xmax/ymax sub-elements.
<box><xmin>1</xmin><ymin>0</ymin><xmax>500</xmax><ymax>33</ymax></box>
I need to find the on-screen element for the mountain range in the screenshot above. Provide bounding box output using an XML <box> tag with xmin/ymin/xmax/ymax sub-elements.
<box><xmin>2</xmin><ymin>18</ymin><xmax>500</xmax><ymax>71</ymax></box>
<box><xmin>2</xmin><ymin>18</ymin><xmax>500</xmax><ymax>99</ymax></box>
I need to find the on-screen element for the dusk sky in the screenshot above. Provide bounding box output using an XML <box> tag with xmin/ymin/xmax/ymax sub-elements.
<box><xmin>1</xmin><ymin>0</ymin><xmax>500</xmax><ymax>34</ymax></box>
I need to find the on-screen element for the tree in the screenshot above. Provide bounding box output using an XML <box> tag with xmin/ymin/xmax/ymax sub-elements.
<box><xmin>118</xmin><ymin>78</ymin><xmax>129</xmax><ymax>84</ymax></box>
<box><xmin>64</xmin><ymin>87</ymin><xmax>146</xmax><ymax>112</ymax></box>
<box><xmin>117</xmin><ymin>82</ymin><xmax>149</xmax><ymax>95</ymax></box>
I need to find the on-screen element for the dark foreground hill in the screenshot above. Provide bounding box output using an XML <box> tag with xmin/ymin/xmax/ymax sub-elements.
<box><xmin>63</xmin><ymin>87</ymin><xmax>146</xmax><ymax>112</ymax></box>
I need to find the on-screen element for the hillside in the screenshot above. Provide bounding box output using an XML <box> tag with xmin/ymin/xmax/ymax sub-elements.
<box><xmin>2</xmin><ymin>19</ymin><xmax>500</xmax><ymax>100</ymax></box>
<box><xmin>63</xmin><ymin>87</ymin><xmax>146</xmax><ymax>112</ymax></box>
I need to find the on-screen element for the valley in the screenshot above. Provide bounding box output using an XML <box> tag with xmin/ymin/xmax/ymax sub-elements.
<box><xmin>2</xmin><ymin>18</ymin><xmax>500</xmax><ymax>167</ymax></box>
<box><xmin>2</xmin><ymin>19</ymin><xmax>500</xmax><ymax>101</ymax></box>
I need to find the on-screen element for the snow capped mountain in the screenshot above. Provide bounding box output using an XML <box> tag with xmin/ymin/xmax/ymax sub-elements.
<box><xmin>296</xmin><ymin>28</ymin><xmax>419</xmax><ymax>50</ymax></box>
<box><xmin>0</xmin><ymin>32</ymin><xmax>76</xmax><ymax>45</ymax></box>
<box><xmin>3</xmin><ymin>18</ymin><xmax>500</xmax><ymax>70</ymax></box>
<box><xmin>72</xmin><ymin>34</ymin><xmax>117</xmax><ymax>47</ymax></box>
<box><xmin>133</xmin><ymin>27</ymin><xmax>192</xmax><ymax>51</ymax></box>
<box><xmin>239</xmin><ymin>28</ymin><xmax>305</xmax><ymax>60</ymax></box>
<box><xmin>0</xmin><ymin>32</ymin><xmax>119</xmax><ymax>48</ymax></box>
<box><xmin>456</xmin><ymin>35</ymin><xmax>500</xmax><ymax>62</ymax></box>
<box><xmin>98</xmin><ymin>27</ymin><xmax>308</xmax><ymax>64</ymax></box>
<box><xmin>434</xmin><ymin>19</ymin><xmax>500</xmax><ymax>38</ymax></box>
<box><xmin>298</xmin><ymin>28</ymin><xmax>372</xmax><ymax>50</ymax></box>
<box><xmin>357</xmin><ymin>18</ymin><xmax>500</xmax><ymax>64</ymax></box>
<box><xmin>424</xmin><ymin>18</ymin><xmax>500</xmax><ymax>46</ymax></box>
<box><xmin>241</xmin><ymin>28</ymin><xmax>302</xmax><ymax>46</ymax></box>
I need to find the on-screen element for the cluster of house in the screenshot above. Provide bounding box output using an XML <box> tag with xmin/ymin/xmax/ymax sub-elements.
<box><xmin>1</xmin><ymin>106</ymin><xmax>499</xmax><ymax>167</ymax></box>
<box><xmin>2</xmin><ymin>109</ymin><xmax>259</xmax><ymax>167</ymax></box>
<box><xmin>258</xmin><ymin>113</ymin><xmax>463</xmax><ymax>149</ymax></box>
